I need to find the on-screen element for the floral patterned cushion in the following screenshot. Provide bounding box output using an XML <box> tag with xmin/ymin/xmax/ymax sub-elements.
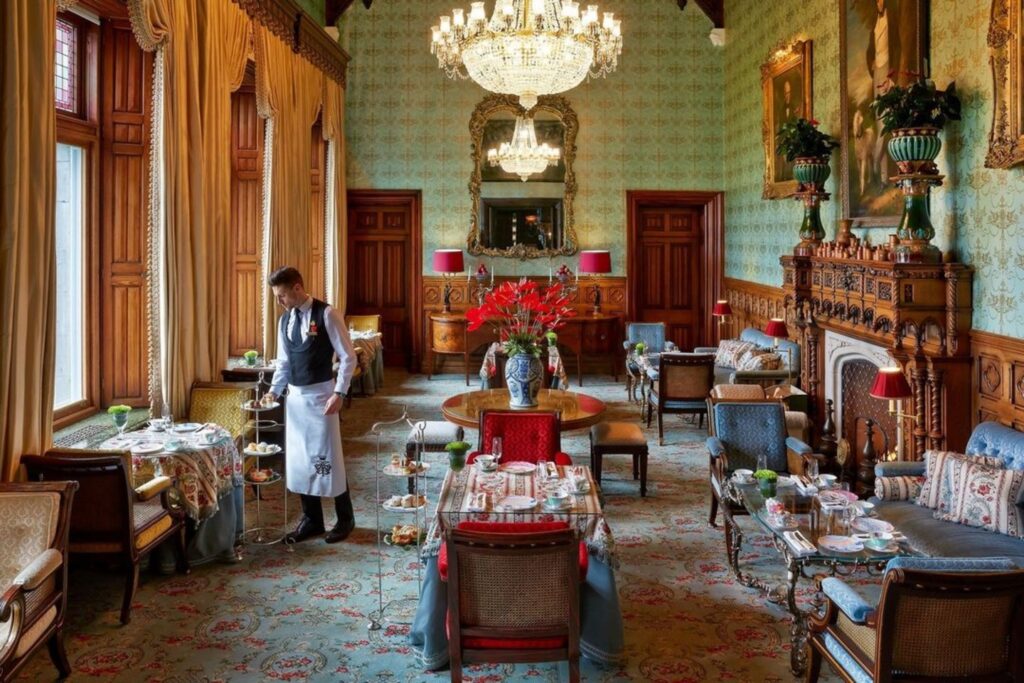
<box><xmin>916</xmin><ymin>450</ymin><xmax>1002</xmax><ymax>512</ymax></box>
<box><xmin>876</xmin><ymin>475</ymin><xmax>925</xmax><ymax>501</ymax></box>
<box><xmin>736</xmin><ymin>349</ymin><xmax>781</xmax><ymax>371</ymax></box>
<box><xmin>941</xmin><ymin>461</ymin><xmax>1024</xmax><ymax>537</ymax></box>
<box><xmin>713</xmin><ymin>340</ymin><xmax>758</xmax><ymax>370</ymax></box>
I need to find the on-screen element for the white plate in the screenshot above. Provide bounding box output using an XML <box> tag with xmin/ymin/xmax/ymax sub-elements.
<box><xmin>383</xmin><ymin>463</ymin><xmax>430</xmax><ymax>477</ymax></box>
<box><xmin>244</xmin><ymin>445</ymin><xmax>282</xmax><ymax>457</ymax></box>
<box><xmin>241</xmin><ymin>401</ymin><xmax>280</xmax><ymax>412</ymax></box>
<box><xmin>382</xmin><ymin>498</ymin><xmax>427</xmax><ymax>513</ymax></box>
<box><xmin>500</xmin><ymin>461</ymin><xmax>537</xmax><ymax>475</ymax></box>
<box><xmin>131</xmin><ymin>443</ymin><xmax>163</xmax><ymax>456</ymax></box>
<box><xmin>170</xmin><ymin>423</ymin><xmax>203</xmax><ymax>433</ymax></box>
<box><xmin>497</xmin><ymin>495</ymin><xmax>538</xmax><ymax>511</ymax></box>
<box><xmin>851</xmin><ymin>517</ymin><xmax>894</xmax><ymax>534</ymax></box>
<box><xmin>818</xmin><ymin>535</ymin><xmax>864</xmax><ymax>553</ymax></box>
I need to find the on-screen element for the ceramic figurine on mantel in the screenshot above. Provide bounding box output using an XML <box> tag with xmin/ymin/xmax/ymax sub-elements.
<box><xmin>871</xmin><ymin>76</ymin><xmax>961</xmax><ymax>264</ymax></box>
<box><xmin>775</xmin><ymin>118</ymin><xmax>840</xmax><ymax>256</ymax></box>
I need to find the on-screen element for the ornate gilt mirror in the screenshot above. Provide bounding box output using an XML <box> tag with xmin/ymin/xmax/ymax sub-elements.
<box><xmin>468</xmin><ymin>94</ymin><xmax>579</xmax><ymax>259</ymax></box>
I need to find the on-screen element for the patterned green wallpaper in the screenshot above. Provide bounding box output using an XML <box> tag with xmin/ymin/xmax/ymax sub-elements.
<box><xmin>722</xmin><ymin>0</ymin><xmax>1024</xmax><ymax>337</ymax></box>
<box><xmin>341</xmin><ymin>0</ymin><xmax>723</xmax><ymax>276</ymax></box>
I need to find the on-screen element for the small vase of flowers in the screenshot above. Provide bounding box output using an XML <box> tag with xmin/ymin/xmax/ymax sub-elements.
<box><xmin>243</xmin><ymin>349</ymin><xmax>259</xmax><ymax>367</ymax></box>
<box><xmin>754</xmin><ymin>469</ymin><xmax>778</xmax><ymax>498</ymax></box>
<box><xmin>467</xmin><ymin>278</ymin><xmax>576</xmax><ymax>409</ymax></box>
<box><xmin>108</xmin><ymin>404</ymin><xmax>132</xmax><ymax>435</ymax></box>
<box><xmin>445</xmin><ymin>441</ymin><xmax>471</xmax><ymax>472</ymax></box>
<box><xmin>870</xmin><ymin>76</ymin><xmax>961</xmax><ymax>174</ymax></box>
<box><xmin>775</xmin><ymin>118</ymin><xmax>840</xmax><ymax>191</ymax></box>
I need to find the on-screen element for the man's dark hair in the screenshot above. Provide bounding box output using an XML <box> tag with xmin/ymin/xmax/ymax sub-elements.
<box><xmin>268</xmin><ymin>266</ymin><xmax>304</xmax><ymax>288</ymax></box>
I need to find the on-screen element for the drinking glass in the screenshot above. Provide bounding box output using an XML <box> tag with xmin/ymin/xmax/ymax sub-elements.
<box><xmin>536</xmin><ymin>456</ymin><xmax>548</xmax><ymax>481</ymax></box>
<box><xmin>756</xmin><ymin>453</ymin><xmax>768</xmax><ymax>472</ymax></box>
<box><xmin>161</xmin><ymin>401</ymin><xmax>173</xmax><ymax>429</ymax></box>
<box><xmin>492</xmin><ymin>437</ymin><xmax>503</xmax><ymax>463</ymax></box>
<box><xmin>805</xmin><ymin>458</ymin><xmax>819</xmax><ymax>484</ymax></box>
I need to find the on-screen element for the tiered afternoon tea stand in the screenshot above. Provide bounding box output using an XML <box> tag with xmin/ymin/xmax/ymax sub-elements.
<box><xmin>368</xmin><ymin>409</ymin><xmax>428</xmax><ymax>630</ymax></box>
<box><xmin>240</xmin><ymin>372</ymin><xmax>290</xmax><ymax>550</ymax></box>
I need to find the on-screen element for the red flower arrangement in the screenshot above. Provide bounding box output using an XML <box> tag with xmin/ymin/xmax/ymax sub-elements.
<box><xmin>466</xmin><ymin>278</ymin><xmax>576</xmax><ymax>357</ymax></box>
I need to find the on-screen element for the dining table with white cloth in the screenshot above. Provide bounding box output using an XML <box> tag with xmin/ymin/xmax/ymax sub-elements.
<box><xmin>409</xmin><ymin>463</ymin><xmax>625</xmax><ymax>668</ymax></box>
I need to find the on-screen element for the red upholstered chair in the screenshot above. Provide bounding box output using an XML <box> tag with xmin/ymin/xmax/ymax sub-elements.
<box><xmin>441</xmin><ymin>522</ymin><xmax>583</xmax><ymax>683</ymax></box>
<box><xmin>467</xmin><ymin>410</ymin><xmax>573</xmax><ymax>466</ymax></box>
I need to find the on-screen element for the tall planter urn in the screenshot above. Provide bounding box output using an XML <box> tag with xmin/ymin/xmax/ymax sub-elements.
<box><xmin>504</xmin><ymin>352</ymin><xmax>544</xmax><ymax>409</ymax></box>
<box><xmin>793</xmin><ymin>156</ymin><xmax>831</xmax><ymax>191</ymax></box>
<box><xmin>888</xmin><ymin>127</ymin><xmax>941</xmax><ymax>174</ymax></box>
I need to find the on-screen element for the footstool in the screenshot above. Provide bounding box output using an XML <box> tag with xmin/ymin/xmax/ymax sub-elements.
<box><xmin>405</xmin><ymin>421</ymin><xmax>465</xmax><ymax>493</ymax></box>
<box><xmin>590</xmin><ymin>422</ymin><xmax>649</xmax><ymax>497</ymax></box>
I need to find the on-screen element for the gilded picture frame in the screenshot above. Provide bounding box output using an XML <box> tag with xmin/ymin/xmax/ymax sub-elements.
<box><xmin>987</xmin><ymin>0</ymin><xmax>1024</xmax><ymax>168</ymax></box>
<box><xmin>762</xmin><ymin>39</ymin><xmax>813</xmax><ymax>200</ymax></box>
<box><xmin>468</xmin><ymin>94</ymin><xmax>579</xmax><ymax>259</ymax></box>
<box><xmin>839</xmin><ymin>0</ymin><xmax>930</xmax><ymax>226</ymax></box>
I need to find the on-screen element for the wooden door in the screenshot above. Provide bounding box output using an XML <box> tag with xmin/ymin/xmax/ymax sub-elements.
<box><xmin>346</xmin><ymin>191</ymin><xmax>420</xmax><ymax>368</ymax></box>
<box><xmin>633</xmin><ymin>206</ymin><xmax>705</xmax><ymax>350</ymax></box>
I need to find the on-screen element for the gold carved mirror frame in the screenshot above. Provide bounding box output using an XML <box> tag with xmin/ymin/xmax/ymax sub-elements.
<box><xmin>468</xmin><ymin>94</ymin><xmax>579</xmax><ymax>259</ymax></box>
<box><xmin>987</xmin><ymin>0</ymin><xmax>1024</xmax><ymax>168</ymax></box>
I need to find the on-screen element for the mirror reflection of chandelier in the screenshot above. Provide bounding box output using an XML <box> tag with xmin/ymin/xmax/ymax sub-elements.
<box><xmin>430</xmin><ymin>0</ymin><xmax>622</xmax><ymax>110</ymax></box>
<box><xmin>487</xmin><ymin>115</ymin><xmax>561</xmax><ymax>181</ymax></box>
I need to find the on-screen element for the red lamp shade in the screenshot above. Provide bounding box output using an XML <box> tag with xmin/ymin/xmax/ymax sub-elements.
<box><xmin>764</xmin><ymin>318</ymin><xmax>788</xmax><ymax>339</ymax></box>
<box><xmin>870</xmin><ymin>366</ymin><xmax>913</xmax><ymax>400</ymax></box>
<box><xmin>432</xmin><ymin>249</ymin><xmax>464</xmax><ymax>274</ymax></box>
<box><xmin>578</xmin><ymin>250</ymin><xmax>611</xmax><ymax>274</ymax></box>
<box><xmin>712</xmin><ymin>300</ymin><xmax>733</xmax><ymax>317</ymax></box>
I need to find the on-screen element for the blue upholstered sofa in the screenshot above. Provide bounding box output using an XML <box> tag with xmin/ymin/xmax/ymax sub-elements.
<box><xmin>695</xmin><ymin>327</ymin><xmax>801</xmax><ymax>387</ymax></box>
<box><xmin>873</xmin><ymin>421</ymin><xmax>1024</xmax><ymax>565</ymax></box>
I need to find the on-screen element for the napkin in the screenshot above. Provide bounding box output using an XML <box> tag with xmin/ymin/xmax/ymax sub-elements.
<box><xmin>782</xmin><ymin>530</ymin><xmax>816</xmax><ymax>557</ymax></box>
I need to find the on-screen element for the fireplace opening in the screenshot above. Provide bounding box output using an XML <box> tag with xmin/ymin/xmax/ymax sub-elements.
<box><xmin>840</xmin><ymin>358</ymin><xmax>899</xmax><ymax>477</ymax></box>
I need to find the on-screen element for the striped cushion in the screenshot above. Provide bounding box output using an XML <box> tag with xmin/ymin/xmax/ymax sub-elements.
<box><xmin>714</xmin><ymin>340</ymin><xmax>758</xmax><ymax>369</ymax></box>
<box><xmin>876</xmin><ymin>475</ymin><xmax>925</xmax><ymax>501</ymax></box>
<box><xmin>943</xmin><ymin>462</ymin><xmax>1024</xmax><ymax>537</ymax></box>
<box><xmin>917</xmin><ymin>450</ymin><xmax>1002</xmax><ymax>512</ymax></box>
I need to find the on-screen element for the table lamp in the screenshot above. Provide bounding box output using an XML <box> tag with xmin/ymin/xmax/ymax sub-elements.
<box><xmin>764</xmin><ymin>318</ymin><xmax>792</xmax><ymax>377</ymax></box>
<box><xmin>712</xmin><ymin>299</ymin><xmax>733</xmax><ymax>339</ymax></box>
<box><xmin>578</xmin><ymin>250</ymin><xmax>611</xmax><ymax>315</ymax></box>
<box><xmin>869</xmin><ymin>366</ymin><xmax>915</xmax><ymax>423</ymax></box>
<box><xmin>433</xmin><ymin>249</ymin><xmax>465</xmax><ymax>314</ymax></box>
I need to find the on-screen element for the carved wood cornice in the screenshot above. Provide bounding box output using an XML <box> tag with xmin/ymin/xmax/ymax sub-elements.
<box><xmin>233</xmin><ymin>0</ymin><xmax>349</xmax><ymax>86</ymax></box>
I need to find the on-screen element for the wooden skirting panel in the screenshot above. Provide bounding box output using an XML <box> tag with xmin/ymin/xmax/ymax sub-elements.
<box><xmin>721</xmin><ymin>277</ymin><xmax>786</xmax><ymax>340</ymax></box>
<box><xmin>973</xmin><ymin>330</ymin><xmax>1024</xmax><ymax>431</ymax></box>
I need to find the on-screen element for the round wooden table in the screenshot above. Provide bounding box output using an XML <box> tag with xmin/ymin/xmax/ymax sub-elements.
<box><xmin>441</xmin><ymin>389</ymin><xmax>607</xmax><ymax>431</ymax></box>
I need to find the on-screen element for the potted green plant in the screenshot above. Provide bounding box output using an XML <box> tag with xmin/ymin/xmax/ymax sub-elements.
<box><xmin>107</xmin><ymin>404</ymin><xmax>132</xmax><ymax>435</ymax></box>
<box><xmin>634</xmin><ymin>341</ymin><xmax>647</xmax><ymax>356</ymax></box>
<box><xmin>445</xmin><ymin>440</ymin><xmax>471</xmax><ymax>472</ymax></box>
<box><xmin>754</xmin><ymin>469</ymin><xmax>778</xmax><ymax>498</ymax></box>
<box><xmin>775</xmin><ymin>118</ymin><xmax>839</xmax><ymax>190</ymax></box>
<box><xmin>870</xmin><ymin>76</ymin><xmax>961</xmax><ymax>173</ymax></box>
<box><xmin>545</xmin><ymin>330</ymin><xmax>558</xmax><ymax>346</ymax></box>
<box><xmin>243</xmin><ymin>349</ymin><xmax>259</xmax><ymax>367</ymax></box>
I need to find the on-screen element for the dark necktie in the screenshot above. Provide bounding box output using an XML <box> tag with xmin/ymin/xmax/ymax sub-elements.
<box><xmin>289</xmin><ymin>308</ymin><xmax>303</xmax><ymax>345</ymax></box>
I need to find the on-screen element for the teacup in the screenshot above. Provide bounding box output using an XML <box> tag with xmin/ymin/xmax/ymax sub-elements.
<box><xmin>546</xmin><ymin>490</ymin><xmax>569</xmax><ymax>508</ymax></box>
<box><xmin>817</xmin><ymin>474</ymin><xmax>837</xmax><ymax>488</ymax></box>
<box><xmin>165</xmin><ymin>439</ymin><xmax>186</xmax><ymax>451</ymax></box>
<box><xmin>865</xmin><ymin>531</ymin><xmax>893</xmax><ymax>550</ymax></box>
<box><xmin>149</xmin><ymin>418</ymin><xmax>166</xmax><ymax>432</ymax></box>
<box><xmin>200</xmin><ymin>431</ymin><xmax>218</xmax><ymax>445</ymax></box>
<box><xmin>854</xmin><ymin>500</ymin><xmax>875</xmax><ymax>516</ymax></box>
<box><xmin>476</xmin><ymin>455</ymin><xmax>497</xmax><ymax>470</ymax></box>
<box><xmin>733</xmin><ymin>468</ymin><xmax>754</xmax><ymax>484</ymax></box>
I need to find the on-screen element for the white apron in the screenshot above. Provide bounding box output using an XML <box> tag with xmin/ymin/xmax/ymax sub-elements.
<box><xmin>285</xmin><ymin>379</ymin><xmax>347</xmax><ymax>497</ymax></box>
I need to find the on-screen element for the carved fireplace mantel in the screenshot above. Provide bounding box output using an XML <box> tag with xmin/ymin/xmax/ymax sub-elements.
<box><xmin>781</xmin><ymin>254</ymin><xmax>974</xmax><ymax>459</ymax></box>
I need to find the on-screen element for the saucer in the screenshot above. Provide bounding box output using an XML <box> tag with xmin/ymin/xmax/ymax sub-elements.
<box><xmin>543</xmin><ymin>498</ymin><xmax>572</xmax><ymax>511</ymax></box>
<box><xmin>818</xmin><ymin>535</ymin><xmax>864</xmax><ymax>553</ymax></box>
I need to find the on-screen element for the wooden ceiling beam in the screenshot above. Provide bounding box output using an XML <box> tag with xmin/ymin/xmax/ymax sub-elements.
<box><xmin>325</xmin><ymin>0</ymin><xmax>372</xmax><ymax>26</ymax></box>
<box><xmin>677</xmin><ymin>0</ymin><xmax>724</xmax><ymax>29</ymax></box>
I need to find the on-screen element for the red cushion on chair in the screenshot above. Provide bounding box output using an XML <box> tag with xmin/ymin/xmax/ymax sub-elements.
<box><xmin>478</xmin><ymin>411</ymin><xmax>563</xmax><ymax>464</ymax></box>
<box><xmin>438</xmin><ymin>521</ymin><xmax>588</xmax><ymax>581</ymax></box>
<box><xmin>445</xmin><ymin>617</ymin><xmax>569</xmax><ymax>650</ymax></box>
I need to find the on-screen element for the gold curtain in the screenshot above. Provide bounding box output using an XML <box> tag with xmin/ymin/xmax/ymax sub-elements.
<box><xmin>254</xmin><ymin>24</ymin><xmax>324</xmax><ymax>357</ymax></box>
<box><xmin>0</xmin><ymin>0</ymin><xmax>58</xmax><ymax>481</ymax></box>
<box><xmin>321</xmin><ymin>77</ymin><xmax>347</xmax><ymax>312</ymax></box>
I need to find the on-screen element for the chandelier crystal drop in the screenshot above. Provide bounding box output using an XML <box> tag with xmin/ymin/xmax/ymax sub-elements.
<box><xmin>487</xmin><ymin>115</ymin><xmax>561</xmax><ymax>181</ymax></box>
<box><xmin>431</xmin><ymin>0</ymin><xmax>622</xmax><ymax>110</ymax></box>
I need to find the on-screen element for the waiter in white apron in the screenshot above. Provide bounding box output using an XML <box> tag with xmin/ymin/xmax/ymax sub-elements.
<box><xmin>265</xmin><ymin>266</ymin><xmax>358</xmax><ymax>544</ymax></box>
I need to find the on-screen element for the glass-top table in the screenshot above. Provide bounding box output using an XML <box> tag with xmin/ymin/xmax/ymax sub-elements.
<box><xmin>722</xmin><ymin>479</ymin><xmax>920</xmax><ymax>675</ymax></box>
<box><xmin>441</xmin><ymin>388</ymin><xmax>606</xmax><ymax>430</ymax></box>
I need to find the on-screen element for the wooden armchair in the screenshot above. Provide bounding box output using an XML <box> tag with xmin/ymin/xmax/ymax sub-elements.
<box><xmin>808</xmin><ymin>556</ymin><xmax>1024</xmax><ymax>682</ymax></box>
<box><xmin>188</xmin><ymin>381</ymin><xmax>256</xmax><ymax>445</ymax></box>
<box><xmin>0</xmin><ymin>482</ymin><xmax>77</xmax><ymax>682</ymax></box>
<box><xmin>645</xmin><ymin>353</ymin><xmax>715</xmax><ymax>445</ymax></box>
<box><xmin>468</xmin><ymin>410</ymin><xmax>572</xmax><ymax>466</ymax></box>
<box><xmin>443</xmin><ymin>524</ymin><xmax>582</xmax><ymax>682</ymax></box>
<box><xmin>22</xmin><ymin>449</ymin><xmax>188</xmax><ymax>625</ymax></box>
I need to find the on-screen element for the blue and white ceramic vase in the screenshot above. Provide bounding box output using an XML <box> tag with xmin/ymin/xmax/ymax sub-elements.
<box><xmin>505</xmin><ymin>352</ymin><xmax>543</xmax><ymax>409</ymax></box>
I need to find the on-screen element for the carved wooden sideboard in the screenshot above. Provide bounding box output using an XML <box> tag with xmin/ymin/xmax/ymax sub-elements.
<box><xmin>781</xmin><ymin>254</ymin><xmax>974</xmax><ymax>458</ymax></box>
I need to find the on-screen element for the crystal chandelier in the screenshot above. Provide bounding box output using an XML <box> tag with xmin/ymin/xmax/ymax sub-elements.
<box><xmin>431</xmin><ymin>0</ymin><xmax>622</xmax><ymax>110</ymax></box>
<box><xmin>487</xmin><ymin>115</ymin><xmax>561</xmax><ymax>181</ymax></box>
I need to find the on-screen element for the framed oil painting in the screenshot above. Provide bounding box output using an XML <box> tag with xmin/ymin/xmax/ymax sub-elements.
<box><xmin>840</xmin><ymin>0</ymin><xmax>930</xmax><ymax>226</ymax></box>
<box><xmin>762</xmin><ymin>40</ymin><xmax>813</xmax><ymax>199</ymax></box>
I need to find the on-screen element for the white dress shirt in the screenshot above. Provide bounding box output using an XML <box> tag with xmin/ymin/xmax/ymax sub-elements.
<box><xmin>270</xmin><ymin>296</ymin><xmax>357</xmax><ymax>397</ymax></box>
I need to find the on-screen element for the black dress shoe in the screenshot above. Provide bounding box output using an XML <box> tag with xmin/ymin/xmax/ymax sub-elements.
<box><xmin>324</xmin><ymin>517</ymin><xmax>355</xmax><ymax>544</ymax></box>
<box><xmin>285</xmin><ymin>516</ymin><xmax>325</xmax><ymax>544</ymax></box>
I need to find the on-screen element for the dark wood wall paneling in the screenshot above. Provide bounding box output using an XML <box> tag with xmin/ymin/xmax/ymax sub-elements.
<box><xmin>229</xmin><ymin>71</ymin><xmax>264</xmax><ymax>356</ymax></box>
<box><xmin>100</xmin><ymin>20</ymin><xmax>152</xmax><ymax>408</ymax></box>
<box><xmin>973</xmin><ymin>330</ymin><xmax>1024</xmax><ymax>432</ymax></box>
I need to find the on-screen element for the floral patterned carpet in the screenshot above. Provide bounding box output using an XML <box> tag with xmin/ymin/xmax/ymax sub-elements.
<box><xmin>18</xmin><ymin>369</ymin><xmax>854</xmax><ymax>682</ymax></box>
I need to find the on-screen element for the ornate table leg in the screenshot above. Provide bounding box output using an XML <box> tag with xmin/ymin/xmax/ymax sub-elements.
<box><xmin>784</xmin><ymin>554</ymin><xmax>808</xmax><ymax>676</ymax></box>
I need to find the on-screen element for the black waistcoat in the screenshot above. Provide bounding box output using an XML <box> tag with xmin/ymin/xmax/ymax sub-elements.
<box><xmin>280</xmin><ymin>298</ymin><xmax>334</xmax><ymax>387</ymax></box>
